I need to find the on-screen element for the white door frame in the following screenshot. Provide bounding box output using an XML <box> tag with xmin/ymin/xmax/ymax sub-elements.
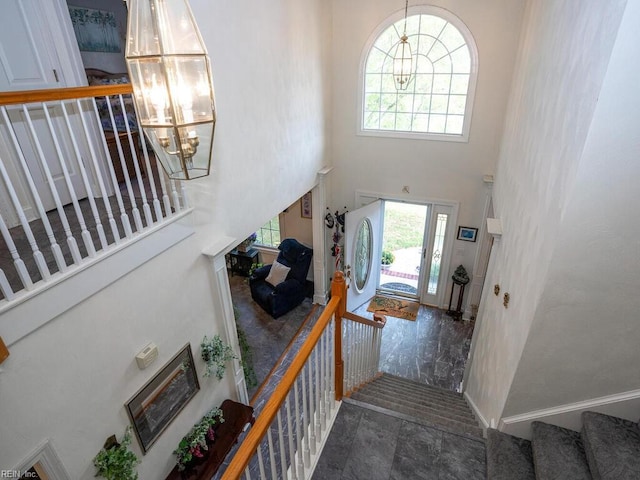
<box><xmin>355</xmin><ymin>190</ymin><xmax>459</xmax><ymax>308</ymax></box>
<box><xmin>205</xmin><ymin>245</ymin><xmax>250</xmax><ymax>404</ymax></box>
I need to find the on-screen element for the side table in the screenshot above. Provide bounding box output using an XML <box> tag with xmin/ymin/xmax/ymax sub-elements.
<box><xmin>229</xmin><ymin>248</ymin><xmax>259</xmax><ymax>277</ymax></box>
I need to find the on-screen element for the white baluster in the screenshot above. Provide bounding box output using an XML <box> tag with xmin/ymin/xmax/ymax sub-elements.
<box><xmin>21</xmin><ymin>104</ymin><xmax>83</xmax><ymax>264</ymax></box>
<box><xmin>293</xmin><ymin>378</ymin><xmax>304</xmax><ymax>478</ymax></box>
<box><xmin>329</xmin><ymin>320</ymin><xmax>335</xmax><ymax>408</ymax></box>
<box><xmin>351</xmin><ymin>322</ymin><xmax>357</xmax><ymax>391</ymax></box>
<box><xmin>117</xmin><ymin>95</ymin><xmax>153</xmax><ymax>227</ymax></box>
<box><xmin>319</xmin><ymin>332</ymin><xmax>326</xmax><ymax>431</ymax></box>
<box><xmin>137</xmin><ymin>128</ymin><xmax>163</xmax><ymax>222</ymax></box>
<box><xmin>301</xmin><ymin>366</ymin><xmax>311</xmax><ymax>467</ymax></box>
<box><xmin>343</xmin><ymin>321</ymin><xmax>349</xmax><ymax>393</ymax></box>
<box><xmin>243</xmin><ymin>466</ymin><xmax>252</xmax><ymax>480</ymax></box>
<box><xmin>75</xmin><ymin>98</ymin><xmax>117</xmax><ymax>248</ymax></box>
<box><xmin>376</xmin><ymin>327</ymin><xmax>383</xmax><ymax>372</ymax></box>
<box><xmin>1</xmin><ymin>107</ymin><xmax>66</xmax><ymax>275</ymax></box>
<box><xmin>367</xmin><ymin>326</ymin><xmax>373</xmax><ymax>378</ymax></box>
<box><xmin>60</xmin><ymin>100</ymin><xmax>106</xmax><ymax>252</ymax></box>
<box><xmin>0</xmin><ymin>161</ymin><xmax>40</xmax><ymax>287</ymax></box>
<box><xmin>267</xmin><ymin>428</ymin><xmax>278</xmax><ymax>480</ymax></box>
<box><xmin>314</xmin><ymin>346</ymin><xmax>322</xmax><ymax>442</ymax></box>
<box><xmin>104</xmin><ymin>97</ymin><xmax>143</xmax><ymax>232</ymax></box>
<box><xmin>353</xmin><ymin>323</ymin><xmax>360</xmax><ymax>388</ymax></box>
<box><xmin>307</xmin><ymin>355</ymin><xmax>316</xmax><ymax>455</ymax></box>
<box><xmin>326</xmin><ymin>328</ymin><xmax>332</xmax><ymax>414</ymax></box>
<box><xmin>92</xmin><ymin>97</ymin><xmax>131</xmax><ymax>239</ymax></box>
<box><xmin>277</xmin><ymin>411</ymin><xmax>288</xmax><ymax>480</ymax></box>
<box><xmin>180</xmin><ymin>180</ymin><xmax>189</xmax><ymax>208</ymax></box>
<box><xmin>170</xmin><ymin>179</ymin><xmax>181</xmax><ymax>212</ymax></box>
<box><xmin>42</xmin><ymin>103</ymin><xmax>96</xmax><ymax>258</ymax></box>
<box><xmin>358</xmin><ymin>323</ymin><xmax>365</xmax><ymax>385</ymax></box>
<box><xmin>285</xmin><ymin>395</ymin><xmax>297</xmax><ymax>480</ymax></box>
<box><xmin>363</xmin><ymin>324</ymin><xmax>369</xmax><ymax>381</ymax></box>
<box><xmin>0</xmin><ymin>268</ymin><xmax>14</xmax><ymax>301</ymax></box>
<box><xmin>257</xmin><ymin>443</ymin><xmax>267</xmax><ymax>480</ymax></box>
<box><xmin>155</xmin><ymin>155</ymin><xmax>173</xmax><ymax>217</ymax></box>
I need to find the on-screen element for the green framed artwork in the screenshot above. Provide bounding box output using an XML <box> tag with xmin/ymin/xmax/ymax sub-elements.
<box><xmin>68</xmin><ymin>6</ymin><xmax>121</xmax><ymax>53</ymax></box>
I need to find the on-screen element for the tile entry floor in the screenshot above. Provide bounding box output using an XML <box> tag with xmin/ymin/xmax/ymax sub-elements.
<box><xmin>313</xmin><ymin>402</ymin><xmax>486</xmax><ymax>480</ymax></box>
<box><xmin>354</xmin><ymin>301</ymin><xmax>475</xmax><ymax>392</ymax></box>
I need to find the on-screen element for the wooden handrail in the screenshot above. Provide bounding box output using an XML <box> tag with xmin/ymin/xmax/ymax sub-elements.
<box><xmin>0</xmin><ymin>84</ymin><xmax>133</xmax><ymax>107</ymax></box>
<box><xmin>221</xmin><ymin>272</ymin><xmax>346</xmax><ymax>480</ymax></box>
<box><xmin>343</xmin><ymin>311</ymin><xmax>387</xmax><ymax>329</ymax></box>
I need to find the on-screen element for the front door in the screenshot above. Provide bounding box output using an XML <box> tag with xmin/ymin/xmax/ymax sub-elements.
<box><xmin>344</xmin><ymin>200</ymin><xmax>383</xmax><ymax>311</ymax></box>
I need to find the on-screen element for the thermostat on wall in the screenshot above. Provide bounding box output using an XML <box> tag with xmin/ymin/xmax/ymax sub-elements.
<box><xmin>136</xmin><ymin>343</ymin><xmax>158</xmax><ymax>370</ymax></box>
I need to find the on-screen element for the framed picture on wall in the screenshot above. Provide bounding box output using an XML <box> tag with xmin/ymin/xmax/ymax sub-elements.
<box><xmin>125</xmin><ymin>344</ymin><xmax>199</xmax><ymax>453</ymax></box>
<box><xmin>457</xmin><ymin>226</ymin><xmax>478</xmax><ymax>242</ymax></box>
<box><xmin>68</xmin><ymin>6</ymin><xmax>121</xmax><ymax>53</ymax></box>
<box><xmin>301</xmin><ymin>192</ymin><xmax>312</xmax><ymax>218</ymax></box>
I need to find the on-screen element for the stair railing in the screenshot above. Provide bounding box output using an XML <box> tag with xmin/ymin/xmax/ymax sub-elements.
<box><xmin>222</xmin><ymin>272</ymin><xmax>388</xmax><ymax>479</ymax></box>
<box><xmin>342</xmin><ymin>310</ymin><xmax>386</xmax><ymax>396</ymax></box>
<box><xmin>222</xmin><ymin>272</ymin><xmax>347</xmax><ymax>480</ymax></box>
<box><xmin>0</xmin><ymin>84</ymin><xmax>186</xmax><ymax>306</ymax></box>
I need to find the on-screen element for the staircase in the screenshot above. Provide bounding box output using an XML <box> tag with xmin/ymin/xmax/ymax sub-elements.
<box><xmin>486</xmin><ymin>411</ymin><xmax>640</xmax><ymax>479</ymax></box>
<box><xmin>348</xmin><ymin>373</ymin><xmax>483</xmax><ymax>438</ymax></box>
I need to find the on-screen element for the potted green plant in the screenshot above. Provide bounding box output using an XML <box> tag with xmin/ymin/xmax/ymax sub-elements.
<box><xmin>173</xmin><ymin>407</ymin><xmax>225</xmax><ymax>471</ymax></box>
<box><xmin>233</xmin><ymin>306</ymin><xmax>258</xmax><ymax>388</ymax></box>
<box><xmin>93</xmin><ymin>427</ymin><xmax>139</xmax><ymax>480</ymax></box>
<box><xmin>200</xmin><ymin>335</ymin><xmax>237</xmax><ymax>379</ymax></box>
<box><xmin>381</xmin><ymin>250</ymin><xmax>395</xmax><ymax>270</ymax></box>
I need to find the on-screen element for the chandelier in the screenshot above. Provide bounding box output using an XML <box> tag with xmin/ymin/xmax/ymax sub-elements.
<box><xmin>125</xmin><ymin>0</ymin><xmax>216</xmax><ymax>180</ymax></box>
<box><xmin>393</xmin><ymin>0</ymin><xmax>413</xmax><ymax>90</ymax></box>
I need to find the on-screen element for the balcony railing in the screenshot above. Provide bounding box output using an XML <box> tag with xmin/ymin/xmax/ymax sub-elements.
<box><xmin>221</xmin><ymin>273</ymin><xmax>386</xmax><ymax>480</ymax></box>
<box><xmin>0</xmin><ymin>84</ymin><xmax>187</xmax><ymax>307</ymax></box>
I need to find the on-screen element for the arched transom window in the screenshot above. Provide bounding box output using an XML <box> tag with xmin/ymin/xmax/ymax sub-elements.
<box><xmin>361</xmin><ymin>7</ymin><xmax>478</xmax><ymax>141</ymax></box>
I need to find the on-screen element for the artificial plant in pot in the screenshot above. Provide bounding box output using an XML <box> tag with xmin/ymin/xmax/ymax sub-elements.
<box><xmin>200</xmin><ymin>334</ymin><xmax>237</xmax><ymax>380</ymax></box>
<box><xmin>173</xmin><ymin>407</ymin><xmax>225</xmax><ymax>471</ymax></box>
<box><xmin>93</xmin><ymin>427</ymin><xmax>139</xmax><ymax>480</ymax></box>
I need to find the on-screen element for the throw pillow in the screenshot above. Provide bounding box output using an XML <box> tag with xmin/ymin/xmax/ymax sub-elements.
<box><xmin>265</xmin><ymin>261</ymin><xmax>291</xmax><ymax>287</ymax></box>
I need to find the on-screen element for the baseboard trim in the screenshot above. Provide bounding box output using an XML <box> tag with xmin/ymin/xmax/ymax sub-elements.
<box><xmin>464</xmin><ymin>391</ymin><xmax>489</xmax><ymax>434</ymax></box>
<box><xmin>499</xmin><ymin>388</ymin><xmax>640</xmax><ymax>439</ymax></box>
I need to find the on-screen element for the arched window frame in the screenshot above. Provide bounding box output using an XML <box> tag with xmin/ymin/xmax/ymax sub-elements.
<box><xmin>358</xmin><ymin>6</ymin><xmax>479</xmax><ymax>142</ymax></box>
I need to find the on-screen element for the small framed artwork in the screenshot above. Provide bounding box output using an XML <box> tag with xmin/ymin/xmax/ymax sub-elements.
<box><xmin>126</xmin><ymin>343</ymin><xmax>200</xmax><ymax>453</ymax></box>
<box><xmin>457</xmin><ymin>226</ymin><xmax>478</xmax><ymax>242</ymax></box>
<box><xmin>301</xmin><ymin>192</ymin><xmax>312</xmax><ymax>219</ymax></box>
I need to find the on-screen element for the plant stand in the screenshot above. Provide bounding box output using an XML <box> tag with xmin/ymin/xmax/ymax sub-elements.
<box><xmin>446</xmin><ymin>280</ymin><xmax>466</xmax><ymax>320</ymax></box>
<box><xmin>165</xmin><ymin>400</ymin><xmax>254</xmax><ymax>480</ymax></box>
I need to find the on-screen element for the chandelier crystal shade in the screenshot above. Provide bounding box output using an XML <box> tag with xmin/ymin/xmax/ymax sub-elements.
<box><xmin>393</xmin><ymin>0</ymin><xmax>413</xmax><ymax>90</ymax></box>
<box><xmin>125</xmin><ymin>0</ymin><xmax>216</xmax><ymax>180</ymax></box>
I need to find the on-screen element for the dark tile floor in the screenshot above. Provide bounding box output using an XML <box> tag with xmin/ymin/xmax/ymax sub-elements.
<box><xmin>226</xmin><ymin>283</ymin><xmax>479</xmax><ymax>479</ymax></box>
<box><xmin>313</xmin><ymin>402</ymin><xmax>486</xmax><ymax>480</ymax></box>
<box><xmin>353</xmin><ymin>301</ymin><xmax>475</xmax><ymax>392</ymax></box>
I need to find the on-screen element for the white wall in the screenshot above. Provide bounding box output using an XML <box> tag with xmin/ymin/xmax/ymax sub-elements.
<box><xmin>188</xmin><ymin>0</ymin><xmax>331</xmax><ymax>246</ymax></box>
<box><xmin>464</xmin><ymin>0</ymin><xmax>628</xmax><ymax>426</ymax></box>
<box><xmin>328</xmin><ymin>0</ymin><xmax>525</xmax><ymax>300</ymax></box>
<box><xmin>0</xmin><ymin>0</ymin><xmax>330</xmax><ymax>477</ymax></box>
<box><xmin>503</xmin><ymin>0</ymin><xmax>640</xmax><ymax>416</ymax></box>
<box><xmin>1</xmin><ymin>238</ymin><xmax>235</xmax><ymax>478</ymax></box>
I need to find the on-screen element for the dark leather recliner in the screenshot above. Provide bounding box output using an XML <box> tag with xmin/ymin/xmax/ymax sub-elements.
<box><xmin>249</xmin><ymin>238</ymin><xmax>313</xmax><ymax>318</ymax></box>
